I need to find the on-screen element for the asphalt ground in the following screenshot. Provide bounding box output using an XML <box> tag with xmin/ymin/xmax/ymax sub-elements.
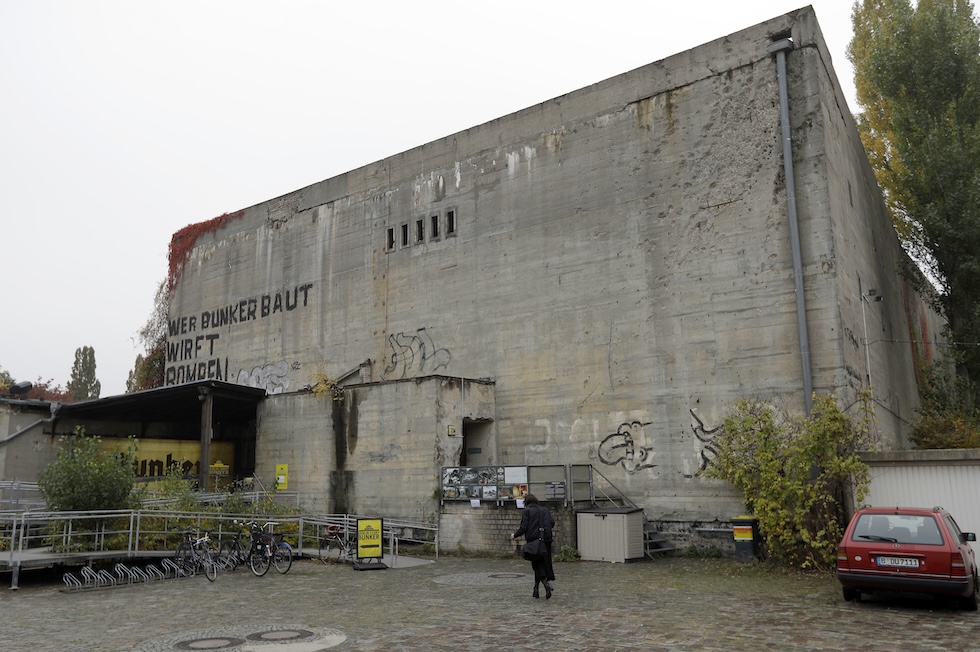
<box><xmin>2</xmin><ymin>554</ymin><xmax>980</xmax><ymax>651</ymax></box>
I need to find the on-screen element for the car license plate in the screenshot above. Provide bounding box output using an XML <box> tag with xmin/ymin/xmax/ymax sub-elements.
<box><xmin>878</xmin><ymin>556</ymin><xmax>919</xmax><ymax>568</ymax></box>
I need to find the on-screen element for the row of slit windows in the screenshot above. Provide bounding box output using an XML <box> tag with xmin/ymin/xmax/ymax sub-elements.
<box><xmin>386</xmin><ymin>209</ymin><xmax>457</xmax><ymax>251</ymax></box>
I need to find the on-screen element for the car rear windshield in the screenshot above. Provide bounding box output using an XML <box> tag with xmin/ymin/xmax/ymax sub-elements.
<box><xmin>852</xmin><ymin>513</ymin><xmax>944</xmax><ymax>545</ymax></box>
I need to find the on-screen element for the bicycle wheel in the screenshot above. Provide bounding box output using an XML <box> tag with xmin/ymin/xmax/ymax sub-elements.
<box><xmin>203</xmin><ymin>549</ymin><xmax>217</xmax><ymax>582</ymax></box>
<box><xmin>325</xmin><ymin>536</ymin><xmax>351</xmax><ymax>563</ymax></box>
<box><xmin>218</xmin><ymin>540</ymin><xmax>240</xmax><ymax>571</ymax></box>
<box><xmin>175</xmin><ymin>541</ymin><xmax>195</xmax><ymax>576</ymax></box>
<box><xmin>249</xmin><ymin>545</ymin><xmax>270</xmax><ymax>576</ymax></box>
<box><xmin>273</xmin><ymin>540</ymin><xmax>292</xmax><ymax>574</ymax></box>
<box><xmin>339</xmin><ymin>542</ymin><xmax>355</xmax><ymax>564</ymax></box>
<box><xmin>318</xmin><ymin>537</ymin><xmax>332</xmax><ymax>563</ymax></box>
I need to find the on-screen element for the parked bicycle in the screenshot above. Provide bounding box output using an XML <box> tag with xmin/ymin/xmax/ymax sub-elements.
<box><xmin>174</xmin><ymin>530</ymin><xmax>218</xmax><ymax>581</ymax></box>
<box><xmin>218</xmin><ymin>520</ymin><xmax>292</xmax><ymax>576</ymax></box>
<box><xmin>318</xmin><ymin>524</ymin><xmax>356</xmax><ymax>564</ymax></box>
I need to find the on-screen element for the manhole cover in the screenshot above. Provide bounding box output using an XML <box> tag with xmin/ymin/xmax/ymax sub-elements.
<box><xmin>135</xmin><ymin>625</ymin><xmax>346</xmax><ymax>651</ymax></box>
<box><xmin>175</xmin><ymin>638</ymin><xmax>244</xmax><ymax>650</ymax></box>
<box><xmin>246</xmin><ymin>628</ymin><xmax>315</xmax><ymax>641</ymax></box>
<box><xmin>434</xmin><ymin>572</ymin><xmax>528</xmax><ymax>586</ymax></box>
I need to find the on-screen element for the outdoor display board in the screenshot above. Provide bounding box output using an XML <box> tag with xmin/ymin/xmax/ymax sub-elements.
<box><xmin>441</xmin><ymin>466</ymin><xmax>567</xmax><ymax>502</ymax></box>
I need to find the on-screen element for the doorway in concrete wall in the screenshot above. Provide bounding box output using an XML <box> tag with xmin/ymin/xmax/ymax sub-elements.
<box><xmin>460</xmin><ymin>419</ymin><xmax>493</xmax><ymax>467</ymax></box>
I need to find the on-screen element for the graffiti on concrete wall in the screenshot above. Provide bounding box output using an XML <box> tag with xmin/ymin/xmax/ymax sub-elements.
<box><xmin>597</xmin><ymin>420</ymin><xmax>657</xmax><ymax>474</ymax></box>
<box><xmin>687</xmin><ymin>409</ymin><xmax>722</xmax><ymax>477</ymax></box>
<box><xmin>237</xmin><ymin>360</ymin><xmax>297</xmax><ymax>395</ymax></box>
<box><xmin>532</xmin><ymin>409</ymin><xmax>722</xmax><ymax>480</ymax></box>
<box><xmin>164</xmin><ymin>283</ymin><xmax>315</xmax><ymax>386</ymax></box>
<box><xmin>382</xmin><ymin>327</ymin><xmax>451</xmax><ymax>379</ymax></box>
<box><xmin>533</xmin><ymin>417</ymin><xmax>600</xmax><ymax>458</ymax></box>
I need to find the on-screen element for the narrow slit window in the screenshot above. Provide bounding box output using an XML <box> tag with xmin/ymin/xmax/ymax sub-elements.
<box><xmin>401</xmin><ymin>223</ymin><xmax>409</xmax><ymax>247</ymax></box>
<box><xmin>416</xmin><ymin>218</ymin><xmax>424</xmax><ymax>243</ymax></box>
<box><xmin>431</xmin><ymin>214</ymin><xmax>440</xmax><ymax>239</ymax></box>
<box><xmin>446</xmin><ymin>209</ymin><xmax>456</xmax><ymax>235</ymax></box>
<box><xmin>386</xmin><ymin>227</ymin><xmax>395</xmax><ymax>251</ymax></box>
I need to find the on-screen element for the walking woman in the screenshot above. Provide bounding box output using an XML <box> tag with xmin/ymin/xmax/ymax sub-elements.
<box><xmin>511</xmin><ymin>494</ymin><xmax>556</xmax><ymax>599</ymax></box>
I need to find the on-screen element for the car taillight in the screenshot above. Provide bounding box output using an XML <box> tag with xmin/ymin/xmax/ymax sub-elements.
<box><xmin>952</xmin><ymin>551</ymin><xmax>968</xmax><ymax>577</ymax></box>
<box><xmin>837</xmin><ymin>546</ymin><xmax>848</xmax><ymax>567</ymax></box>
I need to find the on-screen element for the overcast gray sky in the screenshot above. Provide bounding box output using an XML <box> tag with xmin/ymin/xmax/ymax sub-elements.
<box><xmin>1</xmin><ymin>1</ymin><xmax>859</xmax><ymax>397</ymax></box>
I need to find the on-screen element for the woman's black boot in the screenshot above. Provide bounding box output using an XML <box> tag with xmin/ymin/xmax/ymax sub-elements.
<box><xmin>532</xmin><ymin>581</ymin><xmax>540</xmax><ymax>599</ymax></box>
<box><xmin>543</xmin><ymin>580</ymin><xmax>553</xmax><ymax>599</ymax></box>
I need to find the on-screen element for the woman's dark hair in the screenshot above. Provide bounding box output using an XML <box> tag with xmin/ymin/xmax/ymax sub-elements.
<box><xmin>524</xmin><ymin>494</ymin><xmax>539</xmax><ymax>505</ymax></box>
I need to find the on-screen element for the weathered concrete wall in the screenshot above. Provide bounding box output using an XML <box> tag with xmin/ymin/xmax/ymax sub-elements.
<box><xmin>440</xmin><ymin>501</ymin><xmax>576</xmax><ymax>555</ymax></box>
<box><xmin>255</xmin><ymin>391</ymin><xmax>336</xmax><ymax>510</ymax></box>
<box><xmin>164</xmin><ymin>8</ymin><xmax>943</xmax><ymax>529</ymax></box>
<box><xmin>256</xmin><ymin>377</ymin><xmax>494</xmax><ymax>518</ymax></box>
<box><xmin>792</xmin><ymin>10</ymin><xmax>946</xmax><ymax>444</ymax></box>
<box><xmin>0</xmin><ymin>401</ymin><xmax>57</xmax><ymax>482</ymax></box>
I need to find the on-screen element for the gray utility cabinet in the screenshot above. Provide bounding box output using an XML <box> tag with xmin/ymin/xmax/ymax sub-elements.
<box><xmin>576</xmin><ymin>507</ymin><xmax>645</xmax><ymax>562</ymax></box>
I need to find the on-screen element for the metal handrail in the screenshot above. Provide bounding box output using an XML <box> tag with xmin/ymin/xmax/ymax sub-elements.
<box><xmin>0</xmin><ymin>481</ymin><xmax>45</xmax><ymax>511</ymax></box>
<box><xmin>582</xmin><ymin>465</ymin><xmax>640</xmax><ymax>509</ymax></box>
<box><xmin>0</xmin><ymin>508</ymin><xmax>439</xmax><ymax>588</ymax></box>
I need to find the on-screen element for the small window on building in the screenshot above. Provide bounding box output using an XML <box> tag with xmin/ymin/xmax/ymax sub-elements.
<box><xmin>446</xmin><ymin>209</ymin><xmax>456</xmax><ymax>235</ymax></box>
<box><xmin>401</xmin><ymin>223</ymin><xmax>409</xmax><ymax>247</ymax></box>
<box><xmin>416</xmin><ymin>218</ymin><xmax>425</xmax><ymax>243</ymax></box>
<box><xmin>386</xmin><ymin>227</ymin><xmax>395</xmax><ymax>251</ymax></box>
<box><xmin>431</xmin><ymin>214</ymin><xmax>440</xmax><ymax>239</ymax></box>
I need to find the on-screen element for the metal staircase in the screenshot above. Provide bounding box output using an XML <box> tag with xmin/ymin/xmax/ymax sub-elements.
<box><xmin>643</xmin><ymin>519</ymin><xmax>676</xmax><ymax>559</ymax></box>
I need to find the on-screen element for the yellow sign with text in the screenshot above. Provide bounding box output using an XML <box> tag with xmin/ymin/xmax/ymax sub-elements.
<box><xmin>356</xmin><ymin>519</ymin><xmax>383</xmax><ymax>560</ymax></box>
<box><xmin>101</xmin><ymin>438</ymin><xmax>234</xmax><ymax>479</ymax></box>
<box><xmin>275</xmin><ymin>464</ymin><xmax>288</xmax><ymax>490</ymax></box>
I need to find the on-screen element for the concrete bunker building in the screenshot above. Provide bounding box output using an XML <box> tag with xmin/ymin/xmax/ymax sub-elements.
<box><xmin>1</xmin><ymin>8</ymin><xmax>944</xmax><ymax>548</ymax></box>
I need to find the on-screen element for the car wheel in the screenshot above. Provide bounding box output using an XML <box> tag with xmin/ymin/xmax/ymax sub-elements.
<box><xmin>842</xmin><ymin>587</ymin><xmax>860</xmax><ymax>603</ymax></box>
<box><xmin>962</xmin><ymin>575</ymin><xmax>979</xmax><ymax>612</ymax></box>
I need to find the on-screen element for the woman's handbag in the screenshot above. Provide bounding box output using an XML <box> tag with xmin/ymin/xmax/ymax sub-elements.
<box><xmin>522</xmin><ymin>527</ymin><xmax>546</xmax><ymax>560</ymax></box>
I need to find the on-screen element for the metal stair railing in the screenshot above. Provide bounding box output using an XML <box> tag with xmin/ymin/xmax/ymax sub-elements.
<box><xmin>577</xmin><ymin>465</ymin><xmax>639</xmax><ymax>509</ymax></box>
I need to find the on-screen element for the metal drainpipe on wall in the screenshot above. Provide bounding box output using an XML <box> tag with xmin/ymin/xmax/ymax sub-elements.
<box><xmin>768</xmin><ymin>37</ymin><xmax>813</xmax><ymax>415</ymax></box>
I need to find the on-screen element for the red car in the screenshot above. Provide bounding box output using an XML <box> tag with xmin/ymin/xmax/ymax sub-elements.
<box><xmin>837</xmin><ymin>506</ymin><xmax>978</xmax><ymax>610</ymax></box>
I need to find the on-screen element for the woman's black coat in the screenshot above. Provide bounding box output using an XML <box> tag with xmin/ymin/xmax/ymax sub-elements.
<box><xmin>514</xmin><ymin>504</ymin><xmax>555</xmax><ymax>542</ymax></box>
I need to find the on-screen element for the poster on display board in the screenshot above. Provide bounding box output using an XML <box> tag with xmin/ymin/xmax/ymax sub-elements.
<box><xmin>441</xmin><ymin>466</ymin><xmax>528</xmax><ymax>501</ymax></box>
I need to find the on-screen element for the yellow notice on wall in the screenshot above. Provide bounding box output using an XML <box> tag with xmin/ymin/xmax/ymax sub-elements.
<box><xmin>356</xmin><ymin>518</ymin><xmax>383</xmax><ymax>560</ymax></box>
<box><xmin>275</xmin><ymin>463</ymin><xmax>288</xmax><ymax>490</ymax></box>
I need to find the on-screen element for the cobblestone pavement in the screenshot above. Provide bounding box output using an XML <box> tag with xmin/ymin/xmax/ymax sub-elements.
<box><xmin>2</xmin><ymin>555</ymin><xmax>980</xmax><ymax>651</ymax></box>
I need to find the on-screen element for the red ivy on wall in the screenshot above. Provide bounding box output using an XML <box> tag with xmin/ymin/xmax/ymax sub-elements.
<box><xmin>167</xmin><ymin>210</ymin><xmax>245</xmax><ymax>293</ymax></box>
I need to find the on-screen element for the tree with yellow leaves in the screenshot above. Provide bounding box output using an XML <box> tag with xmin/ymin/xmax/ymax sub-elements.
<box><xmin>849</xmin><ymin>0</ymin><xmax>980</xmax><ymax>395</ymax></box>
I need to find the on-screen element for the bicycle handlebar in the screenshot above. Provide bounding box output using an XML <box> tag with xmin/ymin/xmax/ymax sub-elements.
<box><xmin>181</xmin><ymin>530</ymin><xmax>212</xmax><ymax>547</ymax></box>
<box><xmin>232</xmin><ymin>519</ymin><xmax>280</xmax><ymax>531</ymax></box>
